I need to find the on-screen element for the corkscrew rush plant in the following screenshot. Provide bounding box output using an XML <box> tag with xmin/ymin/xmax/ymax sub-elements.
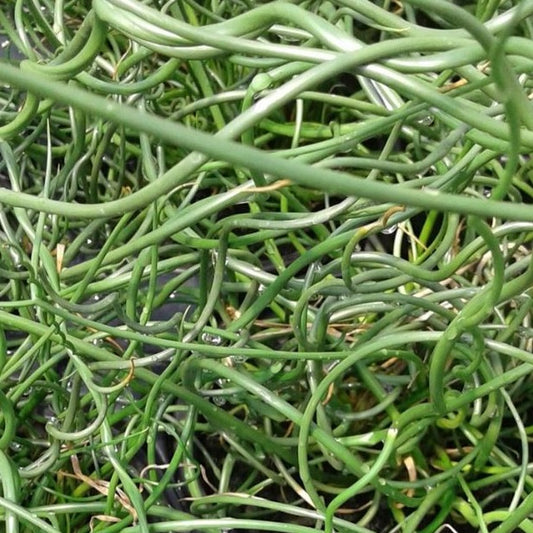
<box><xmin>1</xmin><ymin>0</ymin><xmax>533</xmax><ymax>531</ymax></box>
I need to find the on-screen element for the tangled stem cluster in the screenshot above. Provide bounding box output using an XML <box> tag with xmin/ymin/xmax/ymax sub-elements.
<box><xmin>0</xmin><ymin>1</ymin><xmax>533</xmax><ymax>532</ymax></box>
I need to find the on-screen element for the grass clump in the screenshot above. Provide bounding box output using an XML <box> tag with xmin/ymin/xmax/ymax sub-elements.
<box><xmin>0</xmin><ymin>0</ymin><xmax>533</xmax><ymax>532</ymax></box>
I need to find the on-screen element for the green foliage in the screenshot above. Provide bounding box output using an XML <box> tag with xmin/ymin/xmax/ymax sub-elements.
<box><xmin>0</xmin><ymin>0</ymin><xmax>532</xmax><ymax>532</ymax></box>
